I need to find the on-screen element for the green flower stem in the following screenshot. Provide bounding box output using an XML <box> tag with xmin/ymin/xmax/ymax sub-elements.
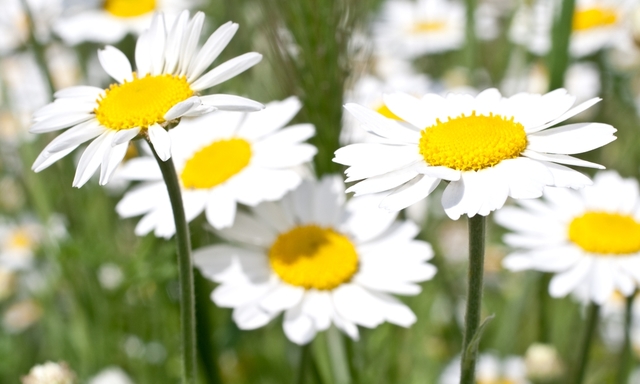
<box><xmin>616</xmin><ymin>294</ymin><xmax>635</xmax><ymax>384</ymax></box>
<box><xmin>326</xmin><ymin>326</ymin><xmax>352</xmax><ymax>384</ymax></box>
<box><xmin>18</xmin><ymin>0</ymin><xmax>56</xmax><ymax>96</ymax></box>
<box><xmin>150</xmin><ymin>143</ymin><xmax>197</xmax><ymax>384</ymax></box>
<box><xmin>548</xmin><ymin>0</ymin><xmax>575</xmax><ymax>90</ymax></box>
<box><xmin>297</xmin><ymin>343</ymin><xmax>312</xmax><ymax>384</ymax></box>
<box><xmin>574</xmin><ymin>303</ymin><xmax>600</xmax><ymax>384</ymax></box>
<box><xmin>460</xmin><ymin>215</ymin><xmax>487</xmax><ymax>384</ymax></box>
<box><xmin>464</xmin><ymin>0</ymin><xmax>478</xmax><ymax>80</ymax></box>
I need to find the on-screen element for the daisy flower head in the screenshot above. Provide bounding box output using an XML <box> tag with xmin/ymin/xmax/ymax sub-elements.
<box><xmin>497</xmin><ymin>171</ymin><xmax>640</xmax><ymax>305</ymax></box>
<box><xmin>510</xmin><ymin>0</ymin><xmax>633</xmax><ymax>58</ymax></box>
<box><xmin>116</xmin><ymin>97</ymin><xmax>316</xmax><ymax>238</ymax></box>
<box><xmin>373</xmin><ymin>0</ymin><xmax>465</xmax><ymax>59</ymax></box>
<box><xmin>54</xmin><ymin>0</ymin><xmax>192</xmax><ymax>45</ymax></box>
<box><xmin>30</xmin><ymin>11</ymin><xmax>264</xmax><ymax>188</ymax></box>
<box><xmin>194</xmin><ymin>176</ymin><xmax>436</xmax><ymax>345</ymax></box>
<box><xmin>334</xmin><ymin>88</ymin><xmax>616</xmax><ymax>220</ymax></box>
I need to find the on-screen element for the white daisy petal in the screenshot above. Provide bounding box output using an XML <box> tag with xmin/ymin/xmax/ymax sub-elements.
<box><xmin>528</xmin><ymin>98</ymin><xmax>602</xmax><ymax>133</ymax></box>
<box><xmin>190</xmin><ymin>52</ymin><xmax>263</xmax><ymax>92</ymax></box>
<box><xmin>43</xmin><ymin>120</ymin><xmax>105</xmax><ymax>153</ymax></box>
<box><xmin>332</xmin><ymin>284</ymin><xmax>385</xmax><ymax>328</ymax></box>
<box><xmin>72</xmin><ymin>131</ymin><xmax>113</xmax><ymax>188</ymax></box>
<box><xmin>199</xmin><ymin>94</ymin><xmax>264</xmax><ymax>112</ymax></box>
<box><xmin>163</xmin><ymin>10</ymin><xmax>190</xmax><ymax>75</ymax></box>
<box><xmin>187</xmin><ymin>21</ymin><xmax>239</xmax><ymax>82</ymax></box>
<box><xmin>233</xmin><ymin>304</ymin><xmax>275</xmax><ymax>330</ymax></box>
<box><xmin>379</xmin><ymin>174</ymin><xmax>440</xmax><ymax>212</ymax></box>
<box><xmin>527</xmin><ymin>123</ymin><xmax>616</xmax><ymax>154</ymax></box>
<box><xmin>369</xmin><ymin>291</ymin><xmax>417</xmax><ymax>327</ymax></box>
<box><xmin>135</xmin><ymin>29</ymin><xmax>152</xmax><ymax>76</ymax></box>
<box><xmin>99</xmin><ymin>141</ymin><xmax>129</xmax><ymax>185</ymax></box>
<box><xmin>178</xmin><ymin>12</ymin><xmax>206</xmax><ymax>76</ymax></box>
<box><xmin>260</xmin><ymin>284</ymin><xmax>305</xmax><ymax>314</ymax></box>
<box><xmin>548</xmin><ymin>258</ymin><xmax>593</xmax><ymax>298</ymax></box>
<box><xmin>112</xmin><ymin>127</ymin><xmax>141</xmax><ymax>146</ymax></box>
<box><xmin>32</xmin><ymin>146</ymin><xmax>79</xmax><ymax>173</ymax></box>
<box><xmin>98</xmin><ymin>45</ymin><xmax>133</xmax><ymax>84</ymax></box>
<box><xmin>54</xmin><ymin>86</ymin><xmax>104</xmax><ymax>99</ymax></box>
<box><xmin>164</xmin><ymin>96</ymin><xmax>201</xmax><ymax>121</ymax></box>
<box><xmin>283</xmin><ymin>303</ymin><xmax>317</xmax><ymax>345</ymax></box>
<box><xmin>30</xmin><ymin>113</ymin><xmax>94</xmax><ymax>134</ymax></box>
<box><xmin>344</xmin><ymin>102</ymin><xmax>421</xmax><ymax>142</ymax></box>
<box><xmin>147</xmin><ymin>123</ymin><xmax>171</xmax><ymax>161</ymax></box>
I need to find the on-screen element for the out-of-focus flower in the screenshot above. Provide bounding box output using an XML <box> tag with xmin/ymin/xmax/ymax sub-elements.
<box><xmin>511</xmin><ymin>0</ymin><xmax>634</xmax><ymax>58</ymax></box>
<box><xmin>97</xmin><ymin>263</ymin><xmax>124</xmax><ymax>290</ymax></box>
<box><xmin>3</xmin><ymin>299</ymin><xmax>43</xmax><ymax>333</ymax></box>
<box><xmin>0</xmin><ymin>176</ymin><xmax>26</xmax><ymax>212</ymax></box>
<box><xmin>335</xmin><ymin>88</ymin><xmax>615</xmax><ymax>220</ymax></box>
<box><xmin>116</xmin><ymin>97</ymin><xmax>316</xmax><ymax>237</ymax></box>
<box><xmin>373</xmin><ymin>0</ymin><xmax>465</xmax><ymax>58</ymax></box>
<box><xmin>0</xmin><ymin>0</ymin><xmax>61</xmax><ymax>55</ymax></box>
<box><xmin>0</xmin><ymin>218</ymin><xmax>44</xmax><ymax>271</ymax></box>
<box><xmin>54</xmin><ymin>0</ymin><xmax>192</xmax><ymax>45</ymax></box>
<box><xmin>31</xmin><ymin>11</ymin><xmax>263</xmax><ymax>188</ymax></box>
<box><xmin>439</xmin><ymin>353</ymin><xmax>529</xmax><ymax>384</ymax></box>
<box><xmin>498</xmin><ymin>171</ymin><xmax>640</xmax><ymax>304</ymax></box>
<box><xmin>194</xmin><ymin>176</ymin><xmax>436</xmax><ymax>345</ymax></box>
<box><xmin>524</xmin><ymin>343</ymin><xmax>564</xmax><ymax>381</ymax></box>
<box><xmin>21</xmin><ymin>361</ymin><xmax>75</xmax><ymax>384</ymax></box>
<box><xmin>88</xmin><ymin>367</ymin><xmax>133</xmax><ymax>384</ymax></box>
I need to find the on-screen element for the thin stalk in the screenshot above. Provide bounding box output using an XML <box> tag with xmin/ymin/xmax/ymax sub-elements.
<box><xmin>547</xmin><ymin>0</ymin><xmax>576</xmax><ymax>90</ymax></box>
<box><xmin>326</xmin><ymin>326</ymin><xmax>352</xmax><ymax>384</ymax></box>
<box><xmin>538</xmin><ymin>273</ymin><xmax>552</xmax><ymax>343</ymax></box>
<box><xmin>616</xmin><ymin>294</ymin><xmax>634</xmax><ymax>384</ymax></box>
<box><xmin>18</xmin><ymin>0</ymin><xmax>56</xmax><ymax>95</ymax></box>
<box><xmin>574</xmin><ymin>303</ymin><xmax>600</xmax><ymax>384</ymax></box>
<box><xmin>150</xmin><ymin>142</ymin><xmax>197</xmax><ymax>384</ymax></box>
<box><xmin>297</xmin><ymin>343</ymin><xmax>312</xmax><ymax>384</ymax></box>
<box><xmin>464</xmin><ymin>0</ymin><xmax>478</xmax><ymax>82</ymax></box>
<box><xmin>459</xmin><ymin>215</ymin><xmax>486</xmax><ymax>384</ymax></box>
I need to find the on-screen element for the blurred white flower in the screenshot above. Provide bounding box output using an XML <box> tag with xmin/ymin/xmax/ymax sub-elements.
<box><xmin>439</xmin><ymin>353</ymin><xmax>529</xmax><ymax>384</ymax></box>
<box><xmin>3</xmin><ymin>299</ymin><xmax>43</xmax><ymax>333</ymax></box>
<box><xmin>373</xmin><ymin>0</ymin><xmax>465</xmax><ymax>58</ymax></box>
<box><xmin>498</xmin><ymin>171</ymin><xmax>640</xmax><ymax>304</ymax></box>
<box><xmin>54</xmin><ymin>0</ymin><xmax>193</xmax><ymax>45</ymax></box>
<box><xmin>116</xmin><ymin>97</ymin><xmax>316</xmax><ymax>237</ymax></box>
<box><xmin>89</xmin><ymin>367</ymin><xmax>133</xmax><ymax>384</ymax></box>
<box><xmin>22</xmin><ymin>361</ymin><xmax>75</xmax><ymax>384</ymax></box>
<box><xmin>97</xmin><ymin>263</ymin><xmax>124</xmax><ymax>290</ymax></box>
<box><xmin>0</xmin><ymin>0</ymin><xmax>61</xmax><ymax>55</ymax></box>
<box><xmin>511</xmin><ymin>0</ymin><xmax>634</xmax><ymax>58</ymax></box>
<box><xmin>194</xmin><ymin>176</ymin><xmax>436</xmax><ymax>345</ymax></box>
<box><xmin>524</xmin><ymin>343</ymin><xmax>564</xmax><ymax>381</ymax></box>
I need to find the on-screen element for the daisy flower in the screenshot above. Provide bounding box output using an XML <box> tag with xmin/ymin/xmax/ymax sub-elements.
<box><xmin>0</xmin><ymin>0</ymin><xmax>61</xmax><ymax>55</ymax></box>
<box><xmin>510</xmin><ymin>0</ymin><xmax>633</xmax><ymax>58</ymax></box>
<box><xmin>21</xmin><ymin>361</ymin><xmax>75</xmax><ymax>384</ymax></box>
<box><xmin>30</xmin><ymin>11</ymin><xmax>264</xmax><ymax>188</ymax></box>
<box><xmin>373</xmin><ymin>0</ymin><xmax>465</xmax><ymax>58</ymax></box>
<box><xmin>497</xmin><ymin>171</ymin><xmax>640</xmax><ymax>304</ymax></box>
<box><xmin>193</xmin><ymin>176</ymin><xmax>436</xmax><ymax>345</ymax></box>
<box><xmin>439</xmin><ymin>353</ymin><xmax>529</xmax><ymax>384</ymax></box>
<box><xmin>54</xmin><ymin>0</ymin><xmax>191</xmax><ymax>45</ymax></box>
<box><xmin>334</xmin><ymin>88</ymin><xmax>616</xmax><ymax>220</ymax></box>
<box><xmin>116</xmin><ymin>97</ymin><xmax>316</xmax><ymax>237</ymax></box>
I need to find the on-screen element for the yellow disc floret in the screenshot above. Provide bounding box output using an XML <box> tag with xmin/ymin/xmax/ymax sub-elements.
<box><xmin>104</xmin><ymin>0</ymin><xmax>156</xmax><ymax>18</ymax></box>
<box><xmin>94</xmin><ymin>74</ymin><xmax>193</xmax><ymax>131</ymax></box>
<box><xmin>573</xmin><ymin>7</ymin><xmax>618</xmax><ymax>31</ymax></box>
<box><xmin>411</xmin><ymin>20</ymin><xmax>447</xmax><ymax>33</ymax></box>
<box><xmin>418</xmin><ymin>112</ymin><xmax>528</xmax><ymax>171</ymax></box>
<box><xmin>269</xmin><ymin>225</ymin><xmax>359</xmax><ymax>290</ymax></box>
<box><xmin>180</xmin><ymin>138</ymin><xmax>252</xmax><ymax>189</ymax></box>
<box><xmin>568</xmin><ymin>212</ymin><xmax>640</xmax><ymax>255</ymax></box>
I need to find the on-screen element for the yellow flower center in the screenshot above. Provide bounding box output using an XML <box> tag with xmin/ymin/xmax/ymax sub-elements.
<box><xmin>375</xmin><ymin>103</ymin><xmax>403</xmax><ymax>121</ymax></box>
<box><xmin>411</xmin><ymin>20</ymin><xmax>447</xmax><ymax>33</ymax></box>
<box><xmin>568</xmin><ymin>212</ymin><xmax>640</xmax><ymax>255</ymax></box>
<box><xmin>418</xmin><ymin>112</ymin><xmax>528</xmax><ymax>171</ymax></box>
<box><xmin>7</xmin><ymin>229</ymin><xmax>31</xmax><ymax>250</ymax></box>
<box><xmin>103</xmin><ymin>0</ymin><xmax>156</xmax><ymax>18</ymax></box>
<box><xmin>572</xmin><ymin>7</ymin><xmax>618</xmax><ymax>31</ymax></box>
<box><xmin>94</xmin><ymin>74</ymin><xmax>193</xmax><ymax>131</ymax></box>
<box><xmin>180</xmin><ymin>138</ymin><xmax>252</xmax><ymax>189</ymax></box>
<box><xmin>269</xmin><ymin>225</ymin><xmax>359</xmax><ymax>290</ymax></box>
